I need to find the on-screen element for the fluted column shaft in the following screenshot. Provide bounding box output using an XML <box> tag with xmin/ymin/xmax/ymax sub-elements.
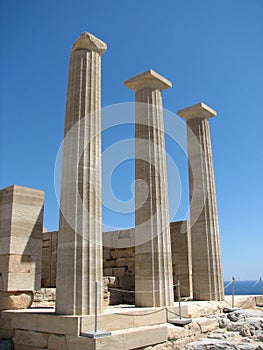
<box><xmin>56</xmin><ymin>33</ymin><xmax>106</xmax><ymax>315</ymax></box>
<box><xmin>178</xmin><ymin>103</ymin><xmax>224</xmax><ymax>301</ymax></box>
<box><xmin>125</xmin><ymin>70</ymin><xmax>174</xmax><ymax>307</ymax></box>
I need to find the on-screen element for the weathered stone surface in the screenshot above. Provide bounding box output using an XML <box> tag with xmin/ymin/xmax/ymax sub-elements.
<box><xmin>167</xmin><ymin>323</ymin><xmax>189</xmax><ymax>339</ymax></box>
<box><xmin>56</xmin><ymin>32</ymin><xmax>107</xmax><ymax>315</ymax></box>
<box><xmin>0</xmin><ymin>185</ymin><xmax>44</xmax><ymax>292</ymax></box>
<box><xmin>41</xmin><ymin>231</ymin><xmax>57</xmax><ymax>288</ymax></box>
<box><xmin>183</xmin><ymin>338</ymin><xmax>239</xmax><ymax>349</ymax></box>
<box><xmin>177</xmin><ymin>300</ymin><xmax>227</xmax><ymax>319</ymax></box>
<box><xmin>181</xmin><ymin>308</ymin><xmax>263</xmax><ymax>349</ymax></box>
<box><xmin>144</xmin><ymin>342</ymin><xmax>174</xmax><ymax>350</ymax></box>
<box><xmin>41</xmin><ymin>221</ymin><xmax>192</xmax><ymax>303</ymax></box>
<box><xmin>171</xmin><ymin>221</ymin><xmax>193</xmax><ymax>299</ymax></box>
<box><xmin>240</xmin><ymin>325</ymin><xmax>252</xmax><ymax>337</ymax></box>
<box><xmin>218</xmin><ymin>315</ymin><xmax>231</xmax><ymax>329</ymax></box>
<box><xmin>227</xmin><ymin>309</ymin><xmax>263</xmax><ymax>321</ymax></box>
<box><xmin>48</xmin><ymin>334</ymin><xmax>68</xmax><ymax>350</ymax></box>
<box><xmin>0</xmin><ymin>291</ymin><xmax>33</xmax><ymax>310</ymax></box>
<box><xmin>119</xmin><ymin>324</ymin><xmax>168</xmax><ymax>349</ymax></box>
<box><xmin>207</xmin><ymin>331</ymin><xmax>236</xmax><ymax>340</ymax></box>
<box><xmin>66</xmin><ymin>335</ymin><xmax>95</xmax><ymax>350</ymax></box>
<box><xmin>13</xmin><ymin>329</ymin><xmax>49</xmax><ymax>347</ymax></box>
<box><xmin>146</xmin><ymin>305</ymin><xmax>263</xmax><ymax>350</ymax></box>
<box><xmin>67</xmin><ymin>324</ymin><xmax>168</xmax><ymax>350</ymax></box>
<box><xmin>71</xmin><ymin>31</ymin><xmax>107</xmax><ymax>54</ymax></box>
<box><xmin>177</xmin><ymin>103</ymin><xmax>224</xmax><ymax>301</ymax></box>
<box><xmin>0</xmin><ymin>328</ymin><xmax>14</xmax><ymax>339</ymax></box>
<box><xmin>125</xmin><ymin>70</ymin><xmax>174</xmax><ymax>307</ymax></box>
<box><xmin>227</xmin><ymin>310</ymin><xmax>247</xmax><ymax>322</ymax></box>
<box><xmin>184</xmin><ymin>332</ymin><xmax>263</xmax><ymax>350</ymax></box>
<box><xmin>227</xmin><ymin>318</ymin><xmax>263</xmax><ymax>333</ymax></box>
<box><xmin>0</xmin><ymin>312</ymin><xmax>14</xmax><ymax>338</ymax></box>
<box><xmin>125</xmin><ymin>69</ymin><xmax>171</xmax><ymax>92</ymax></box>
<box><xmin>32</xmin><ymin>288</ymin><xmax>56</xmax><ymax>308</ymax></box>
<box><xmin>174</xmin><ymin>335</ymin><xmax>207</xmax><ymax>349</ymax></box>
<box><xmin>33</xmin><ymin>276</ymin><xmax>115</xmax><ymax>308</ymax></box>
<box><xmin>186</xmin><ymin>321</ymin><xmax>202</xmax><ymax>337</ymax></box>
<box><xmin>196</xmin><ymin>317</ymin><xmax>219</xmax><ymax>333</ymax></box>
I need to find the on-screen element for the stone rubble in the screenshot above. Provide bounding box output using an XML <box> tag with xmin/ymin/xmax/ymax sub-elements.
<box><xmin>144</xmin><ymin>308</ymin><xmax>263</xmax><ymax>350</ymax></box>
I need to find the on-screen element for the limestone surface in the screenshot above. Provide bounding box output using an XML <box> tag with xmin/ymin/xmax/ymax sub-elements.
<box><xmin>0</xmin><ymin>185</ymin><xmax>44</xmax><ymax>293</ymax></box>
<box><xmin>71</xmin><ymin>31</ymin><xmax>107</xmax><ymax>54</ymax></box>
<box><xmin>145</xmin><ymin>308</ymin><xmax>263</xmax><ymax>350</ymax></box>
<box><xmin>56</xmin><ymin>32</ymin><xmax>107</xmax><ymax>315</ymax></box>
<box><xmin>41</xmin><ymin>221</ymin><xmax>193</xmax><ymax>303</ymax></box>
<box><xmin>0</xmin><ymin>291</ymin><xmax>33</xmax><ymax>310</ymax></box>
<box><xmin>177</xmin><ymin>103</ymin><xmax>224</xmax><ymax>301</ymax></box>
<box><xmin>125</xmin><ymin>70</ymin><xmax>174</xmax><ymax>307</ymax></box>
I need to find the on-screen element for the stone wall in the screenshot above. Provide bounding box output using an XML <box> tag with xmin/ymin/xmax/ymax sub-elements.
<box><xmin>42</xmin><ymin>231</ymin><xmax>57</xmax><ymax>287</ymax></box>
<box><xmin>103</xmin><ymin>228</ymin><xmax>135</xmax><ymax>304</ymax></box>
<box><xmin>41</xmin><ymin>221</ymin><xmax>192</xmax><ymax>303</ymax></box>
<box><xmin>170</xmin><ymin>221</ymin><xmax>193</xmax><ymax>299</ymax></box>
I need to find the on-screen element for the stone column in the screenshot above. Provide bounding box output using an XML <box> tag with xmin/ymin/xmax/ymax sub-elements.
<box><xmin>56</xmin><ymin>32</ymin><xmax>107</xmax><ymax>315</ymax></box>
<box><xmin>125</xmin><ymin>70</ymin><xmax>174</xmax><ymax>307</ymax></box>
<box><xmin>177</xmin><ymin>102</ymin><xmax>224</xmax><ymax>301</ymax></box>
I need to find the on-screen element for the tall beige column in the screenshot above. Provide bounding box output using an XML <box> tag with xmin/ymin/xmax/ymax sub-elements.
<box><xmin>125</xmin><ymin>70</ymin><xmax>174</xmax><ymax>307</ymax></box>
<box><xmin>56</xmin><ymin>32</ymin><xmax>107</xmax><ymax>315</ymax></box>
<box><xmin>177</xmin><ymin>103</ymin><xmax>224</xmax><ymax>301</ymax></box>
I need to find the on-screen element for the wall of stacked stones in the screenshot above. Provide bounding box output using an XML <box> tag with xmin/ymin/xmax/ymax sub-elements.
<box><xmin>41</xmin><ymin>221</ymin><xmax>192</xmax><ymax>303</ymax></box>
<box><xmin>41</xmin><ymin>231</ymin><xmax>57</xmax><ymax>287</ymax></box>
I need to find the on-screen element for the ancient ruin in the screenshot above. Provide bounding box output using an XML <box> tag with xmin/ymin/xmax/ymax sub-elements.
<box><xmin>56</xmin><ymin>32</ymin><xmax>106</xmax><ymax>316</ymax></box>
<box><xmin>0</xmin><ymin>185</ymin><xmax>44</xmax><ymax>311</ymax></box>
<box><xmin>0</xmin><ymin>32</ymin><xmax>230</xmax><ymax>349</ymax></box>
<box><xmin>125</xmin><ymin>70</ymin><xmax>174</xmax><ymax>307</ymax></box>
<box><xmin>177</xmin><ymin>103</ymin><xmax>224</xmax><ymax>301</ymax></box>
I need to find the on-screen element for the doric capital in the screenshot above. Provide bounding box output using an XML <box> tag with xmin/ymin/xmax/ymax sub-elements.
<box><xmin>177</xmin><ymin>102</ymin><xmax>216</xmax><ymax>121</ymax></box>
<box><xmin>124</xmin><ymin>69</ymin><xmax>172</xmax><ymax>92</ymax></box>
<box><xmin>71</xmin><ymin>32</ymin><xmax>107</xmax><ymax>55</ymax></box>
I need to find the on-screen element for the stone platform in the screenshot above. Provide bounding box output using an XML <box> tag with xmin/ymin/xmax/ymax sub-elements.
<box><xmin>1</xmin><ymin>296</ymin><xmax>262</xmax><ymax>349</ymax></box>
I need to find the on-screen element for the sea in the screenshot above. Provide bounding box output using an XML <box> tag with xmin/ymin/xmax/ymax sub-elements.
<box><xmin>224</xmin><ymin>280</ymin><xmax>262</xmax><ymax>295</ymax></box>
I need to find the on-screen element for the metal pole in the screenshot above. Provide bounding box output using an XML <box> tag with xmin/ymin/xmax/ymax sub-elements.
<box><xmin>178</xmin><ymin>280</ymin><xmax>181</xmax><ymax>319</ymax></box>
<box><xmin>232</xmin><ymin>276</ymin><xmax>235</xmax><ymax>308</ymax></box>
<box><xmin>95</xmin><ymin>281</ymin><xmax>98</xmax><ymax>333</ymax></box>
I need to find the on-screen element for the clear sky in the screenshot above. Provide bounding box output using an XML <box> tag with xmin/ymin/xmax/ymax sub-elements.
<box><xmin>0</xmin><ymin>0</ymin><xmax>262</xmax><ymax>281</ymax></box>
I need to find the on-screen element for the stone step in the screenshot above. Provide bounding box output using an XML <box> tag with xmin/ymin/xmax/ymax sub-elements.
<box><xmin>68</xmin><ymin>324</ymin><xmax>168</xmax><ymax>350</ymax></box>
<box><xmin>2</xmin><ymin>306</ymin><xmax>167</xmax><ymax>337</ymax></box>
<box><xmin>81</xmin><ymin>307</ymin><xmax>167</xmax><ymax>333</ymax></box>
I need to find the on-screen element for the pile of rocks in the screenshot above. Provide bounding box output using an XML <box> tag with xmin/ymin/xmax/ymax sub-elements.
<box><xmin>186</xmin><ymin>308</ymin><xmax>263</xmax><ymax>350</ymax></box>
<box><xmin>145</xmin><ymin>308</ymin><xmax>263</xmax><ymax>350</ymax></box>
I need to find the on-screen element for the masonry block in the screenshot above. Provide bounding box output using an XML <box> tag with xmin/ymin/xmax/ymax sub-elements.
<box><xmin>0</xmin><ymin>185</ymin><xmax>44</xmax><ymax>299</ymax></box>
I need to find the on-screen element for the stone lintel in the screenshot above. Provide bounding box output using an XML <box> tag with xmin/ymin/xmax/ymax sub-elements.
<box><xmin>71</xmin><ymin>32</ymin><xmax>107</xmax><ymax>55</ymax></box>
<box><xmin>177</xmin><ymin>102</ymin><xmax>216</xmax><ymax>121</ymax></box>
<box><xmin>124</xmin><ymin>69</ymin><xmax>172</xmax><ymax>92</ymax></box>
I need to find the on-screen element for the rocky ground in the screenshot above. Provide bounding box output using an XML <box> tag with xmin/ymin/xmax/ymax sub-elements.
<box><xmin>145</xmin><ymin>308</ymin><xmax>263</xmax><ymax>350</ymax></box>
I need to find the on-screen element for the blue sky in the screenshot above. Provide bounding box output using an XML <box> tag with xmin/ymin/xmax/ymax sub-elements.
<box><xmin>0</xmin><ymin>0</ymin><xmax>262</xmax><ymax>280</ymax></box>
